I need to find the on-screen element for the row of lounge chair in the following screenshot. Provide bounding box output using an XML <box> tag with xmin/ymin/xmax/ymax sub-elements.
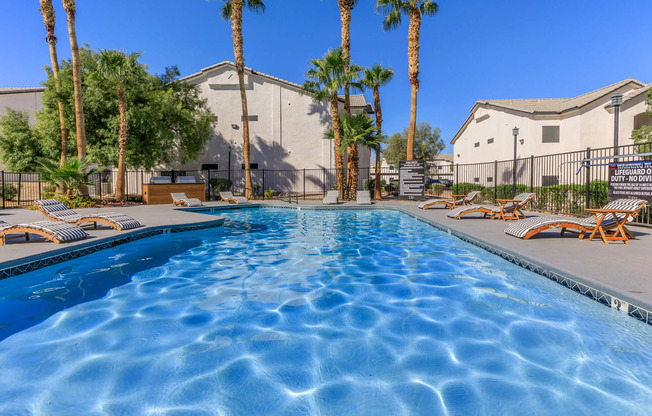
<box><xmin>1</xmin><ymin>199</ymin><xmax>142</xmax><ymax>246</ymax></box>
<box><xmin>419</xmin><ymin>191</ymin><xmax>648</xmax><ymax>244</ymax></box>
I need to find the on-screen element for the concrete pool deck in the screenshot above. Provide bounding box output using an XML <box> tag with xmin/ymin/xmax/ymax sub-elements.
<box><xmin>1</xmin><ymin>199</ymin><xmax>650</xmax><ymax>321</ymax></box>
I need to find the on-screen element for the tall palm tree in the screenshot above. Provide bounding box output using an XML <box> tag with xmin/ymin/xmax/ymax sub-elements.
<box><xmin>361</xmin><ymin>64</ymin><xmax>394</xmax><ymax>199</ymax></box>
<box><xmin>302</xmin><ymin>48</ymin><xmax>361</xmax><ymax>198</ymax></box>
<box><xmin>338</xmin><ymin>0</ymin><xmax>360</xmax><ymax>197</ymax></box>
<box><xmin>61</xmin><ymin>0</ymin><xmax>88</xmax><ymax>163</ymax></box>
<box><xmin>94</xmin><ymin>50</ymin><xmax>143</xmax><ymax>202</ymax></box>
<box><xmin>39</xmin><ymin>0</ymin><xmax>69</xmax><ymax>168</ymax></box>
<box><xmin>377</xmin><ymin>0</ymin><xmax>438</xmax><ymax>160</ymax></box>
<box><xmin>324</xmin><ymin>113</ymin><xmax>384</xmax><ymax>196</ymax></box>
<box><xmin>221</xmin><ymin>0</ymin><xmax>265</xmax><ymax>200</ymax></box>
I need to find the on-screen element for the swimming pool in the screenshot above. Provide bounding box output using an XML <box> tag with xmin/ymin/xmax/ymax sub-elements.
<box><xmin>0</xmin><ymin>208</ymin><xmax>650</xmax><ymax>415</ymax></box>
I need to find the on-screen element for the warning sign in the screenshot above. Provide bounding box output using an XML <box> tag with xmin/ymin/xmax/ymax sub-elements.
<box><xmin>399</xmin><ymin>160</ymin><xmax>425</xmax><ymax>200</ymax></box>
<box><xmin>608</xmin><ymin>162</ymin><xmax>652</xmax><ymax>202</ymax></box>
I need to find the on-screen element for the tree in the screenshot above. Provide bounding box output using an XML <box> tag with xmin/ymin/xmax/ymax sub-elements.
<box><xmin>377</xmin><ymin>0</ymin><xmax>438</xmax><ymax>161</ymax></box>
<box><xmin>302</xmin><ymin>48</ymin><xmax>361</xmax><ymax>197</ymax></box>
<box><xmin>361</xmin><ymin>64</ymin><xmax>394</xmax><ymax>199</ymax></box>
<box><xmin>384</xmin><ymin>121</ymin><xmax>444</xmax><ymax>166</ymax></box>
<box><xmin>37</xmin><ymin>48</ymin><xmax>214</xmax><ymax>172</ymax></box>
<box><xmin>39</xmin><ymin>0</ymin><xmax>69</xmax><ymax>167</ymax></box>
<box><xmin>93</xmin><ymin>50</ymin><xmax>143</xmax><ymax>202</ymax></box>
<box><xmin>324</xmin><ymin>113</ymin><xmax>384</xmax><ymax>195</ymax></box>
<box><xmin>221</xmin><ymin>0</ymin><xmax>265</xmax><ymax>200</ymax></box>
<box><xmin>38</xmin><ymin>157</ymin><xmax>97</xmax><ymax>200</ymax></box>
<box><xmin>61</xmin><ymin>0</ymin><xmax>88</xmax><ymax>166</ymax></box>
<box><xmin>0</xmin><ymin>109</ymin><xmax>48</xmax><ymax>172</ymax></box>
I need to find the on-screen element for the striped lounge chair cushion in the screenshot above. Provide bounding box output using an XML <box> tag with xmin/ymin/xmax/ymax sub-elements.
<box><xmin>0</xmin><ymin>219</ymin><xmax>88</xmax><ymax>242</ymax></box>
<box><xmin>36</xmin><ymin>200</ymin><xmax>141</xmax><ymax>230</ymax></box>
<box><xmin>447</xmin><ymin>204</ymin><xmax>486</xmax><ymax>218</ymax></box>
<box><xmin>505</xmin><ymin>198</ymin><xmax>646</xmax><ymax>238</ymax></box>
<box><xmin>464</xmin><ymin>191</ymin><xmax>481</xmax><ymax>204</ymax></box>
<box><xmin>171</xmin><ymin>193</ymin><xmax>203</xmax><ymax>207</ymax></box>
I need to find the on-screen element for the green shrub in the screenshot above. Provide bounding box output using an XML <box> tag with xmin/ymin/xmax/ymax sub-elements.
<box><xmin>427</xmin><ymin>183</ymin><xmax>446</xmax><ymax>196</ymax></box>
<box><xmin>209</xmin><ymin>178</ymin><xmax>232</xmax><ymax>193</ymax></box>
<box><xmin>252</xmin><ymin>183</ymin><xmax>261</xmax><ymax>196</ymax></box>
<box><xmin>452</xmin><ymin>182</ymin><xmax>484</xmax><ymax>196</ymax></box>
<box><xmin>1</xmin><ymin>183</ymin><xmax>18</xmax><ymax>201</ymax></box>
<box><xmin>29</xmin><ymin>194</ymin><xmax>96</xmax><ymax>210</ymax></box>
<box><xmin>264</xmin><ymin>187</ymin><xmax>277</xmax><ymax>199</ymax></box>
<box><xmin>363</xmin><ymin>179</ymin><xmax>374</xmax><ymax>193</ymax></box>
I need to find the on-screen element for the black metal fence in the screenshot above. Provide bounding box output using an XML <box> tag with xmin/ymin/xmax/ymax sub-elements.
<box><xmin>1</xmin><ymin>143</ymin><xmax>650</xmax><ymax>225</ymax></box>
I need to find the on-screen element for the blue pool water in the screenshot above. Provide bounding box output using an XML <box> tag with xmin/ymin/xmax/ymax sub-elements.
<box><xmin>0</xmin><ymin>208</ymin><xmax>651</xmax><ymax>415</ymax></box>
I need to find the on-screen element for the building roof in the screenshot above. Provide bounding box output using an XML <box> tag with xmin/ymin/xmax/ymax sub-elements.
<box><xmin>451</xmin><ymin>78</ymin><xmax>648</xmax><ymax>144</ymax></box>
<box><xmin>0</xmin><ymin>87</ymin><xmax>45</xmax><ymax>95</ymax></box>
<box><xmin>477</xmin><ymin>78</ymin><xmax>645</xmax><ymax>114</ymax></box>
<box><xmin>434</xmin><ymin>153</ymin><xmax>453</xmax><ymax>162</ymax></box>
<box><xmin>181</xmin><ymin>60</ymin><xmax>372</xmax><ymax>112</ymax></box>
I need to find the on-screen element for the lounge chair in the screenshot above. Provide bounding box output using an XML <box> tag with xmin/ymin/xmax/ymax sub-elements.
<box><xmin>151</xmin><ymin>176</ymin><xmax>172</xmax><ymax>184</ymax></box>
<box><xmin>171</xmin><ymin>192</ymin><xmax>203</xmax><ymax>207</ymax></box>
<box><xmin>418</xmin><ymin>190</ymin><xmax>481</xmax><ymax>210</ymax></box>
<box><xmin>505</xmin><ymin>198</ymin><xmax>648</xmax><ymax>244</ymax></box>
<box><xmin>0</xmin><ymin>219</ymin><xmax>88</xmax><ymax>245</ymax></box>
<box><xmin>35</xmin><ymin>199</ymin><xmax>142</xmax><ymax>231</ymax></box>
<box><xmin>356</xmin><ymin>192</ymin><xmax>372</xmax><ymax>205</ymax></box>
<box><xmin>447</xmin><ymin>193</ymin><xmax>536</xmax><ymax>221</ymax></box>
<box><xmin>219</xmin><ymin>192</ymin><xmax>249</xmax><ymax>204</ymax></box>
<box><xmin>323</xmin><ymin>190</ymin><xmax>339</xmax><ymax>205</ymax></box>
<box><xmin>176</xmin><ymin>176</ymin><xmax>196</xmax><ymax>183</ymax></box>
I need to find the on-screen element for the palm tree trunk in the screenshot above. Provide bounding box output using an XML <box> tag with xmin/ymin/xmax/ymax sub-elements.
<box><xmin>62</xmin><ymin>0</ymin><xmax>88</xmax><ymax>195</ymax></box>
<box><xmin>231</xmin><ymin>0</ymin><xmax>253</xmax><ymax>200</ymax></box>
<box><xmin>40</xmin><ymin>0</ymin><xmax>69</xmax><ymax>168</ymax></box>
<box><xmin>373</xmin><ymin>86</ymin><xmax>383</xmax><ymax>200</ymax></box>
<box><xmin>115</xmin><ymin>86</ymin><xmax>128</xmax><ymax>202</ymax></box>
<box><xmin>330</xmin><ymin>95</ymin><xmax>344</xmax><ymax>197</ymax></box>
<box><xmin>339</xmin><ymin>0</ymin><xmax>355</xmax><ymax>199</ymax></box>
<box><xmin>406</xmin><ymin>7</ymin><xmax>421</xmax><ymax>162</ymax></box>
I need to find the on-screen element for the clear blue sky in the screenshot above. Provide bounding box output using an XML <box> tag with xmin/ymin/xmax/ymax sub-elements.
<box><xmin>1</xmin><ymin>0</ymin><xmax>651</xmax><ymax>153</ymax></box>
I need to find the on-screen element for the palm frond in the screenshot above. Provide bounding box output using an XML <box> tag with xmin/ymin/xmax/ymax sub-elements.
<box><xmin>220</xmin><ymin>1</ymin><xmax>232</xmax><ymax>20</ymax></box>
<box><xmin>382</xmin><ymin>9</ymin><xmax>402</xmax><ymax>31</ymax></box>
<box><xmin>420</xmin><ymin>0</ymin><xmax>438</xmax><ymax>16</ymax></box>
<box><xmin>245</xmin><ymin>0</ymin><xmax>266</xmax><ymax>14</ymax></box>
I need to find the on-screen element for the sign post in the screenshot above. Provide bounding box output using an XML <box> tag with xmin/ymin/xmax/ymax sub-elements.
<box><xmin>399</xmin><ymin>160</ymin><xmax>425</xmax><ymax>200</ymax></box>
<box><xmin>608</xmin><ymin>162</ymin><xmax>652</xmax><ymax>202</ymax></box>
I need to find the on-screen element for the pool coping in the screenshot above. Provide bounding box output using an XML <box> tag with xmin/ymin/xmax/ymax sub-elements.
<box><xmin>0</xmin><ymin>218</ymin><xmax>225</xmax><ymax>280</ymax></box>
<box><xmin>191</xmin><ymin>203</ymin><xmax>652</xmax><ymax>327</ymax></box>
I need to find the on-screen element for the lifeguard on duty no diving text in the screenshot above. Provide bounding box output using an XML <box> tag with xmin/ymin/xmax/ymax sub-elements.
<box><xmin>608</xmin><ymin>162</ymin><xmax>652</xmax><ymax>202</ymax></box>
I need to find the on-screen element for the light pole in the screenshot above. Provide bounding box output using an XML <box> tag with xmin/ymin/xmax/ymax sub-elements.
<box><xmin>611</xmin><ymin>93</ymin><xmax>623</xmax><ymax>156</ymax></box>
<box><xmin>512</xmin><ymin>126</ymin><xmax>519</xmax><ymax>198</ymax></box>
<box><xmin>227</xmin><ymin>144</ymin><xmax>232</xmax><ymax>187</ymax></box>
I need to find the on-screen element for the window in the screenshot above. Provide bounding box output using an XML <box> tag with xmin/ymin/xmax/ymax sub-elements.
<box><xmin>542</xmin><ymin>126</ymin><xmax>560</xmax><ymax>143</ymax></box>
<box><xmin>541</xmin><ymin>175</ymin><xmax>559</xmax><ymax>186</ymax></box>
<box><xmin>474</xmin><ymin>142</ymin><xmax>480</xmax><ymax>148</ymax></box>
<box><xmin>487</xmin><ymin>176</ymin><xmax>493</xmax><ymax>183</ymax></box>
<box><xmin>213</xmin><ymin>115</ymin><xmax>218</xmax><ymax>123</ymax></box>
<box><xmin>474</xmin><ymin>177</ymin><xmax>480</xmax><ymax>183</ymax></box>
<box><xmin>487</xmin><ymin>138</ymin><xmax>494</xmax><ymax>144</ymax></box>
<box><xmin>241</xmin><ymin>163</ymin><xmax>259</xmax><ymax>169</ymax></box>
<box><xmin>201</xmin><ymin>163</ymin><xmax>218</xmax><ymax>170</ymax></box>
<box><xmin>241</xmin><ymin>115</ymin><xmax>258</xmax><ymax>122</ymax></box>
<box><xmin>437</xmin><ymin>166</ymin><xmax>443</xmax><ymax>170</ymax></box>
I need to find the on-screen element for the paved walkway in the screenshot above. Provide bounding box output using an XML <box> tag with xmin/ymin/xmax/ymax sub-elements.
<box><xmin>1</xmin><ymin>199</ymin><xmax>651</xmax><ymax>312</ymax></box>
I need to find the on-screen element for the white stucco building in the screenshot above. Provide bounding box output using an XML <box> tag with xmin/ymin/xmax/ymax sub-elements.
<box><xmin>0</xmin><ymin>87</ymin><xmax>44</xmax><ymax>125</ymax></box>
<box><xmin>178</xmin><ymin>61</ymin><xmax>373</xmax><ymax>172</ymax></box>
<box><xmin>452</xmin><ymin>78</ymin><xmax>651</xmax><ymax>165</ymax></box>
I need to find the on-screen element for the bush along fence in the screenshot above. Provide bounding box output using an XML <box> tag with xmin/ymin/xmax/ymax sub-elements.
<box><xmin>1</xmin><ymin>143</ymin><xmax>650</xmax><ymax>225</ymax></box>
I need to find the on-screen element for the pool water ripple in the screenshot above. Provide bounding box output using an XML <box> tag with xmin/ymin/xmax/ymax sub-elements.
<box><xmin>0</xmin><ymin>208</ymin><xmax>651</xmax><ymax>415</ymax></box>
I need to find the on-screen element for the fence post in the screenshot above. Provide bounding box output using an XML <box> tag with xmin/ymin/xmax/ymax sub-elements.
<box><xmin>493</xmin><ymin>160</ymin><xmax>497</xmax><ymax>202</ymax></box>
<box><xmin>205</xmin><ymin>169</ymin><xmax>210</xmax><ymax>201</ymax></box>
<box><xmin>530</xmin><ymin>155</ymin><xmax>534</xmax><ymax>193</ymax></box>
<box><xmin>585</xmin><ymin>147</ymin><xmax>591</xmax><ymax>209</ymax></box>
<box><xmin>38</xmin><ymin>173</ymin><xmax>42</xmax><ymax>200</ymax></box>
<box><xmin>322</xmin><ymin>169</ymin><xmax>326</xmax><ymax>196</ymax></box>
<box><xmin>17</xmin><ymin>173</ymin><xmax>22</xmax><ymax>206</ymax></box>
<box><xmin>99</xmin><ymin>172</ymin><xmax>103</xmax><ymax>200</ymax></box>
<box><xmin>1</xmin><ymin>171</ymin><xmax>4</xmax><ymax>209</ymax></box>
<box><xmin>303</xmin><ymin>168</ymin><xmax>306</xmax><ymax>200</ymax></box>
<box><xmin>262</xmin><ymin>169</ymin><xmax>265</xmax><ymax>200</ymax></box>
<box><xmin>455</xmin><ymin>164</ymin><xmax>459</xmax><ymax>195</ymax></box>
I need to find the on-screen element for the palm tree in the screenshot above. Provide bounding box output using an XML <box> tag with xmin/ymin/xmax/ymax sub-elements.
<box><xmin>324</xmin><ymin>113</ymin><xmax>384</xmax><ymax>196</ymax></box>
<box><xmin>61</xmin><ymin>0</ymin><xmax>88</xmax><ymax>163</ymax></box>
<box><xmin>38</xmin><ymin>157</ymin><xmax>97</xmax><ymax>200</ymax></box>
<box><xmin>302</xmin><ymin>48</ymin><xmax>361</xmax><ymax>198</ymax></box>
<box><xmin>39</xmin><ymin>0</ymin><xmax>69</xmax><ymax>168</ymax></box>
<box><xmin>377</xmin><ymin>0</ymin><xmax>438</xmax><ymax>161</ymax></box>
<box><xmin>221</xmin><ymin>0</ymin><xmax>265</xmax><ymax>200</ymax></box>
<box><xmin>361</xmin><ymin>64</ymin><xmax>394</xmax><ymax>199</ymax></box>
<box><xmin>94</xmin><ymin>50</ymin><xmax>143</xmax><ymax>202</ymax></box>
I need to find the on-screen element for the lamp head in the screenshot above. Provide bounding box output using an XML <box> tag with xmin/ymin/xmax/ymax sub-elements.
<box><xmin>611</xmin><ymin>93</ymin><xmax>623</xmax><ymax>107</ymax></box>
<box><xmin>512</xmin><ymin>126</ymin><xmax>519</xmax><ymax>136</ymax></box>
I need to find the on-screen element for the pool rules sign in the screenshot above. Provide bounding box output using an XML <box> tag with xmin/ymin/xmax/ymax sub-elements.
<box><xmin>608</xmin><ymin>162</ymin><xmax>652</xmax><ymax>202</ymax></box>
<box><xmin>399</xmin><ymin>160</ymin><xmax>425</xmax><ymax>200</ymax></box>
